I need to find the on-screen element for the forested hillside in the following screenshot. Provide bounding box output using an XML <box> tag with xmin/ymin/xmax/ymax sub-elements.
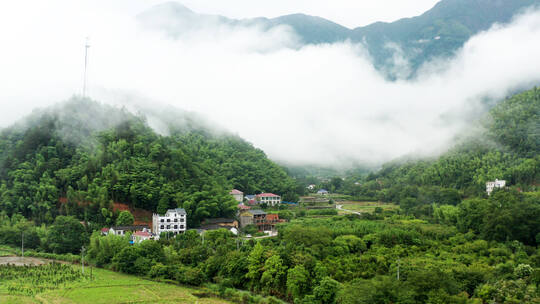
<box><xmin>0</xmin><ymin>98</ymin><xmax>300</xmax><ymax>226</ymax></box>
<box><xmin>344</xmin><ymin>86</ymin><xmax>539</xmax><ymax>211</ymax></box>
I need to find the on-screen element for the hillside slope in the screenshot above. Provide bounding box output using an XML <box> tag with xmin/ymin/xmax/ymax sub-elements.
<box><xmin>346</xmin><ymin>86</ymin><xmax>539</xmax><ymax>204</ymax></box>
<box><xmin>0</xmin><ymin>98</ymin><xmax>300</xmax><ymax>226</ymax></box>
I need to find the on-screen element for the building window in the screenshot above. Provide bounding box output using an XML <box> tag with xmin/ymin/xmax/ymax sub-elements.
<box><xmin>167</xmin><ymin>219</ymin><xmax>170</xmax><ymax>222</ymax></box>
<box><xmin>180</xmin><ymin>219</ymin><xmax>184</xmax><ymax>222</ymax></box>
<box><xmin>174</xmin><ymin>219</ymin><xmax>178</xmax><ymax>222</ymax></box>
<box><xmin>167</xmin><ymin>225</ymin><xmax>170</xmax><ymax>229</ymax></box>
<box><xmin>160</xmin><ymin>225</ymin><xmax>164</xmax><ymax>229</ymax></box>
<box><xmin>174</xmin><ymin>225</ymin><xmax>178</xmax><ymax>229</ymax></box>
<box><xmin>180</xmin><ymin>225</ymin><xmax>184</xmax><ymax>229</ymax></box>
<box><xmin>160</xmin><ymin>219</ymin><xmax>164</xmax><ymax>223</ymax></box>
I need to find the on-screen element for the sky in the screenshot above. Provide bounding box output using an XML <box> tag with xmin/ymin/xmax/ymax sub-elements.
<box><xmin>1</xmin><ymin>0</ymin><xmax>540</xmax><ymax>167</ymax></box>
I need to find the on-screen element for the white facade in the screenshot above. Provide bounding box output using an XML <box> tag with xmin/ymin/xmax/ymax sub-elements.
<box><xmin>257</xmin><ymin>194</ymin><xmax>281</xmax><ymax>206</ymax></box>
<box><xmin>486</xmin><ymin>179</ymin><xmax>506</xmax><ymax>196</ymax></box>
<box><xmin>152</xmin><ymin>208</ymin><xmax>187</xmax><ymax>235</ymax></box>
<box><xmin>108</xmin><ymin>226</ymin><xmax>150</xmax><ymax>236</ymax></box>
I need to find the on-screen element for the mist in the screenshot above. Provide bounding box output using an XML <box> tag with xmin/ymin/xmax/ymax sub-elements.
<box><xmin>1</xmin><ymin>1</ymin><xmax>540</xmax><ymax>167</ymax></box>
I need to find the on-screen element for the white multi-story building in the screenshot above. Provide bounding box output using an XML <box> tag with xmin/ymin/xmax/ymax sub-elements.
<box><xmin>486</xmin><ymin>179</ymin><xmax>506</xmax><ymax>196</ymax></box>
<box><xmin>256</xmin><ymin>193</ymin><xmax>281</xmax><ymax>206</ymax></box>
<box><xmin>230</xmin><ymin>189</ymin><xmax>244</xmax><ymax>202</ymax></box>
<box><xmin>152</xmin><ymin>208</ymin><xmax>187</xmax><ymax>235</ymax></box>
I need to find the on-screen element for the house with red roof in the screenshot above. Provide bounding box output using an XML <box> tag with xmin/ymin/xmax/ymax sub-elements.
<box><xmin>132</xmin><ymin>231</ymin><xmax>152</xmax><ymax>243</ymax></box>
<box><xmin>229</xmin><ymin>189</ymin><xmax>244</xmax><ymax>202</ymax></box>
<box><xmin>256</xmin><ymin>193</ymin><xmax>281</xmax><ymax>206</ymax></box>
<box><xmin>238</xmin><ymin>203</ymin><xmax>251</xmax><ymax>210</ymax></box>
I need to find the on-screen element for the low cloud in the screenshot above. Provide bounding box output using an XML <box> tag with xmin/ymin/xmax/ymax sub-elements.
<box><xmin>1</xmin><ymin>1</ymin><xmax>540</xmax><ymax>167</ymax></box>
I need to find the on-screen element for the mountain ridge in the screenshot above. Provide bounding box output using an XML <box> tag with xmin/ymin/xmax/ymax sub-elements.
<box><xmin>140</xmin><ymin>0</ymin><xmax>540</xmax><ymax>77</ymax></box>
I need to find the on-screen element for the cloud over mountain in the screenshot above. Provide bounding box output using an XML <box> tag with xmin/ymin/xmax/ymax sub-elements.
<box><xmin>1</xmin><ymin>1</ymin><xmax>540</xmax><ymax>167</ymax></box>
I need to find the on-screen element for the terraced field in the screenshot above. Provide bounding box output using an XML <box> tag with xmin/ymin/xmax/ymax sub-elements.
<box><xmin>338</xmin><ymin>201</ymin><xmax>398</xmax><ymax>214</ymax></box>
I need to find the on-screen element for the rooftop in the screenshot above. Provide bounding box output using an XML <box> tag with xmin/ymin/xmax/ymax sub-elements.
<box><xmin>164</xmin><ymin>208</ymin><xmax>186</xmax><ymax>215</ymax></box>
<box><xmin>230</xmin><ymin>189</ymin><xmax>243</xmax><ymax>195</ymax></box>
<box><xmin>203</xmin><ymin>218</ymin><xmax>236</xmax><ymax>224</ymax></box>
<box><xmin>133</xmin><ymin>231</ymin><xmax>151</xmax><ymax>237</ymax></box>
<box><xmin>111</xmin><ymin>225</ymin><xmax>149</xmax><ymax>231</ymax></box>
<box><xmin>257</xmin><ymin>193</ymin><xmax>280</xmax><ymax>197</ymax></box>
<box><xmin>249</xmin><ymin>209</ymin><xmax>267</xmax><ymax>215</ymax></box>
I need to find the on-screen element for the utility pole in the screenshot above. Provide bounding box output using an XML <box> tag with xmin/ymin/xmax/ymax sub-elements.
<box><xmin>83</xmin><ymin>37</ymin><xmax>90</xmax><ymax>98</ymax></box>
<box><xmin>81</xmin><ymin>246</ymin><xmax>85</xmax><ymax>275</ymax></box>
<box><xmin>397</xmin><ymin>259</ymin><xmax>400</xmax><ymax>281</ymax></box>
<box><xmin>21</xmin><ymin>231</ymin><xmax>24</xmax><ymax>258</ymax></box>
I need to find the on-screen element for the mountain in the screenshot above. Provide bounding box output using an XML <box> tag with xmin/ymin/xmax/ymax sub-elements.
<box><xmin>0</xmin><ymin>98</ymin><xmax>301</xmax><ymax>226</ymax></box>
<box><xmin>351</xmin><ymin>0</ymin><xmax>540</xmax><ymax>76</ymax></box>
<box><xmin>139</xmin><ymin>0</ymin><xmax>540</xmax><ymax>78</ymax></box>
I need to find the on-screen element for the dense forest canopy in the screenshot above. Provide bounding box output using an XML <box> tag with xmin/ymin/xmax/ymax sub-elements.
<box><xmin>0</xmin><ymin>98</ymin><xmax>301</xmax><ymax>226</ymax></box>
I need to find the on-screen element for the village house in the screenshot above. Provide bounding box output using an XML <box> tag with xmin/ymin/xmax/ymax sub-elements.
<box><xmin>230</xmin><ymin>189</ymin><xmax>244</xmax><ymax>202</ymax></box>
<box><xmin>196</xmin><ymin>218</ymin><xmax>239</xmax><ymax>235</ymax></box>
<box><xmin>239</xmin><ymin>209</ymin><xmax>284</xmax><ymax>232</ymax></box>
<box><xmin>101</xmin><ymin>227</ymin><xmax>110</xmax><ymax>235</ymax></box>
<box><xmin>238</xmin><ymin>203</ymin><xmax>251</xmax><ymax>211</ymax></box>
<box><xmin>152</xmin><ymin>208</ymin><xmax>187</xmax><ymax>235</ymax></box>
<box><xmin>256</xmin><ymin>193</ymin><xmax>281</xmax><ymax>206</ymax></box>
<box><xmin>132</xmin><ymin>231</ymin><xmax>152</xmax><ymax>243</ymax></box>
<box><xmin>317</xmin><ymin>189</ymin><xmax>329</xmax><ymax>195</ymax></box>
<box><xmin>108</xmin><ymin>225</ymin><xmax>150</xmax><ymax>236</ymax></box>
<box><xmin>201</xmin><ymin>218</ymin><xmax>238</xmax><ymax>229</ymax></box>
<box><xmin>307</xmin><ymin>184</ymin><xmax>316</xmax><ymax>190</ymax></box>
<box><xmin>486</xmin><ymin>179</ymin><xmax>506</xmax><ymax>195</ymax></box>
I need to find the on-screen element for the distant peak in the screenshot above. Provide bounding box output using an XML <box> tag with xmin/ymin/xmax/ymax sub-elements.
<box><xmin>145</xmin><ymin>2</ymin><xmax>194</xmax><ymax>15</ymax></box>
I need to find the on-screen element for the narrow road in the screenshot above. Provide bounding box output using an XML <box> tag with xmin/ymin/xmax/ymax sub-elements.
<box><xmin>336</xmin><ymin>204</ymin><xmax>362</xmax><ymax>215</ymax></box>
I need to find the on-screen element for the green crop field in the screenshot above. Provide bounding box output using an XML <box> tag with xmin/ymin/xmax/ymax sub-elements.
<box><xmin>339</xmin><ymin>201</ymin><xmax>398</xmax><ymax>214</ymax></box>
<box><xmin>0</xmin><ymin>260</ymin><xmax>230</xmax><ymax>304</ymax></box>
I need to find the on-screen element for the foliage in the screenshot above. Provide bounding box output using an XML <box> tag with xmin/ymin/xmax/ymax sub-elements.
<box><xmin>0</xmin><ymin>98</ymin><xmax>302</xmax><ymax>226</ymax></box>
<box><xmin>0</xmin><ymin>263</ymin><xmax>86</xmax><ymax>295</ymax></box>
<box><xmin>47</xmin><ymin>216</ymin><xmax>88</xmax><ymax>254</ymax></box>
<box><xmin>115</xmin><ymin>210</ymin><xmax>134</xmax><ymax>226</ymax></box>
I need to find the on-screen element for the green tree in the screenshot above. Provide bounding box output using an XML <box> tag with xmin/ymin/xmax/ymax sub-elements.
<box><xmin>47</xmin><ymin>216</ymin><xmax>88</xmax><ymax>254</ymax></box>
<box><xmin>287</xmin><ymin>265</ymin><xmax>310</xmax><ymax>300</ymax></box>
<box><xmin>116</xmin><ymin>210</ymin><xmax>134</xmax><ymax>226</ymax></box>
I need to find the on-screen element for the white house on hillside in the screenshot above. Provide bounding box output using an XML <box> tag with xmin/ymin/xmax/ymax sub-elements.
<box><xmin>486</xmin><ymin>179</ymin><xmax>506</xmax><ymax>196</ymax></box>
<box><xmin>256</xmin><ymin>193</ymin><xmax>281</xmax><ymax>206</ymax></box>
<box><xmin>230</xmin><ymin>189</ymin><xmax>244</xmax><ymax>202</ymax></box>
<box><xmin>152</xmin><ymin>208</ymin><xmax>187</xmax><ymax>235</ymax></box>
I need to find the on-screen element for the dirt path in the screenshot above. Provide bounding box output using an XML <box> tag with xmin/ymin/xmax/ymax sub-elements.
<box><xmin>336</xmin><ymin>204</ymin><xmax>362</xmax><ymax>215</ymax></box>
<box><xmin>0</xmin><ymin>256</ymin><xmax>70</xmax><ymax>266</ymax></box>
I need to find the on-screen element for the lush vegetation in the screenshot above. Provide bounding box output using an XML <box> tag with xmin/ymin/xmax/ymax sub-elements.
<box><xmin>0</xmin><ymin>261</ymin><xmax>233</xmax><ymax>304</ymax></box>
<box><xmin>0</xmin><ymin>98</ymin><xmax>301</xmax><ymax>228</ymax></box>
<box><xmin>0</xmin><ymin>84</ymin><xmax>539</xmax><ymax>304</ymax></box>
<box><xmin>80</xmin><ymin>210</ymin><xmax>540</xmax><ymax>303</ymax></box>
<box><xmin>0</xmin><ymin>262</ymin><xmax>86</xmax><ymax>296</ymax></box>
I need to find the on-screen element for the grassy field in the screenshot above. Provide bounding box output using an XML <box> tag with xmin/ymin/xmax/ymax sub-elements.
<box><xmin>0</xmin><ymin>259</ymin><xmax>230</xmax><ymax>304</ymax></box>
<box><xmin>338</xmin><ymin>201</ymin><xmax>398</xmax><ymax>214</ymax></box>
<box><xmin>0</xmin><ymin>245</ymin><xmax>17</xmax><ymax>257</ymax></box>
